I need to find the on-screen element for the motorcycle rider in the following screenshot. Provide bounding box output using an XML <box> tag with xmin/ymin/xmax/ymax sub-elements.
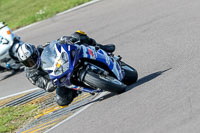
<box><xmin>17</xmin><ymin>30</ymin><xmax>115</xmax><ymax>106</ymax></box>
<box><xmin>0</xmin><ymin>22</ymin><xmax>24</xmax><ymax>73</ymax></box>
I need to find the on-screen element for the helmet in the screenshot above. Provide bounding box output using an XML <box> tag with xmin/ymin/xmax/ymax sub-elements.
<box><xmin>0</xmin><ymin>22</ymin><xmax>15</xmax><ymax>60</ymax></box>
<box><xmin>18</xmin><ymin>43</ymin><xmax>40</xmax><ymax>68</ymax></box>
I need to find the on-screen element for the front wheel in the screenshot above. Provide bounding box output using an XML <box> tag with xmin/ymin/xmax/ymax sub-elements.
<box><xmin>83</xmin><ymin>71</ymin><xmax>127</xmax><ymax>94</ymax></box>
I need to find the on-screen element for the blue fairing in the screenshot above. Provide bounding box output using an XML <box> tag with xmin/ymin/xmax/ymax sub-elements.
<box><xmin>78</xmin><ymin>45</ymin><xmax>123</xmax><ymax>80</ymax></box>
<box><xmin>41</xmin><ymin>41</ymin><xmax>123</xmax><ymax>91</ymax></box>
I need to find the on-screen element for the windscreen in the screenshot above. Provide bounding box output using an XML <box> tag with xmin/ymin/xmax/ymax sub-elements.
<box><xmin>41</xmin><ymin>40</ymin><xmax>70</xmax><ymax>76</ymax></box>
<box><xmin>41</xmin><ymin>41</ymin><xmax>57</xmax><ymax>70</ymax></box>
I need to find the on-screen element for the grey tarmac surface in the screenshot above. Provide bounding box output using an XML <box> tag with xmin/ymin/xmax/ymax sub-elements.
<box><xmin>1</xmin><ymin>0</ymin><xmax>200</xmax><ymax>132</ymax></box>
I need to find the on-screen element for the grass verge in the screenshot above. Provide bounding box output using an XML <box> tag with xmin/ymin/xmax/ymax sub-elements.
<box><xmin>0</xmin><ymin>0</ymin><xmax>91</xmax><ymax>30</ymax></box>
<box><xmin>0</xmin><ymin>104</ymin><xmax>39</xmax><ymax>133</ymax></box>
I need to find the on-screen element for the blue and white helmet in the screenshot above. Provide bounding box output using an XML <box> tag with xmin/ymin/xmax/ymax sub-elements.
<box><xmin>18</xmin><ymin>43</ymin><xmax>40</xmax><ymax>68</ymax></box>
<box><xmin>0</xmin><ymin>22</ymin><xmax>15</xmax><ymax>60</ymax></box>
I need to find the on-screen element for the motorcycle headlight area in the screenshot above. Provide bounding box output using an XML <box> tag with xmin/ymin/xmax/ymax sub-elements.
<box><xmin>54</xmin><ymin>52</ymin><xmax>69</xmax><ymax>76</ymax></box>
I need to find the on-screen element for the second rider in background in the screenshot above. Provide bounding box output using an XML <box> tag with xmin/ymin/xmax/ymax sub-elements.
<box><xmin>0</xmin><ymin>22</ymin><xmax>24</xmax><ymax>73</ymax></box>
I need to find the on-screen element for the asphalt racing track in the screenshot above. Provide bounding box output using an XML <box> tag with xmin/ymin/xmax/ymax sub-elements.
<box><xmin>1</xmin><ymin>0</ymin><xmax>200</xmax><ymax>132</ymax></box>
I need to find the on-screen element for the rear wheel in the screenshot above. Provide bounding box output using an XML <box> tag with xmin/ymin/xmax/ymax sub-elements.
<box><xmin>83</xmin><ymin>71</ymin><xmax>127</xmax><ymax>94</ymax></box>
<box><xmin>120</xmin><ymin>61</ymin><xmax>138</xmax><ymax>85</ymax></box>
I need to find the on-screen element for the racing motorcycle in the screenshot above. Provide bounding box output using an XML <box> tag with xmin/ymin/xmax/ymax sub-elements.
<box><xmin>41</xmin><ymin>41</ymin><xmax>138</xmax><ymax>94</ymax></box>
<box><xmin>0</xmin><ymin>22</ymin><xmax>23</xmax><ymax>73</ymax></box>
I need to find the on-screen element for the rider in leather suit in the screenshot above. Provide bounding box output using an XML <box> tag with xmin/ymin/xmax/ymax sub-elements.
<box><xmin>18</xmin><ymin>31</ymin><xmax>115</xmax><ymax>106</ymax></box>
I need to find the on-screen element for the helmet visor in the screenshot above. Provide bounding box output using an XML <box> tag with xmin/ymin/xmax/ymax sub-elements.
<box><xmin>22</xmin><ymin>52</ymin><xmax>38</xmax><ymax>67</ymax></box>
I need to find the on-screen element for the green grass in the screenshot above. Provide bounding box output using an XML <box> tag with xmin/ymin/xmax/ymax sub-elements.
<box><xmin>0</xmin><ymin>0</ymin><xmax>91</xmax><ymax>30</ymax></box>
<box><xmin>0</xmin><ymin>104</ymin><xmax>38</xmax><ymax>133</ymax></box>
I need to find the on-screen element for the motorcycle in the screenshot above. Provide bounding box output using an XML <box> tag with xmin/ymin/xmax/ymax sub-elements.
<box><xmin>0</xmin><ymin>22</ymin><xmax>23</xmax><ymax>73</ymax></box>
<box><xmin>41</xmin><ymin>40</ymin><xmax>138</xmax><ymax>94</ymax></box>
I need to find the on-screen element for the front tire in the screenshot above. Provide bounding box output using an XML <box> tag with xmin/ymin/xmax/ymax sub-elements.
<box><xmin>83</xmin><ymin>71</ymin><xmax>127</xmax><ymax>94</ymax></box>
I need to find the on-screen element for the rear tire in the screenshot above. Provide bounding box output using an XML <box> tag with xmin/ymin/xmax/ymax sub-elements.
<box><xmin>120</xmin><ymin>61</ymin><xmax>138</xmax><ymax>85</ymax></box>
<box><xmin>83</xmin><ymin>71</ymin><xmax>127</xmax><ymax>94</ymax></box>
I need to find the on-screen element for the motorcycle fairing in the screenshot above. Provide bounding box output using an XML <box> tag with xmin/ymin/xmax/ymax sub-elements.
<box><xmin>0</xmin><ymin>25</ymin><xmax>15</xmax><ymax>60</ymax></box>
<box><xmin>79</xmin><ymin>45</ymin><xmax>123</xmax><ymax>81</ymax></box>
<box><xmin>42</xmin><ymin>41</ymin><xmax>124</xmax><ymax>89</ymax></box>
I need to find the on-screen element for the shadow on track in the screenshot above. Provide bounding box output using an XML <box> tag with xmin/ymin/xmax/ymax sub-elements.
<box><xmin>0</xmin><ymin>68</ymin><xmax>24</xmax><ymax>81</ymax></box>
<box><xmin>126</xmin><ymin>68</ymin><xmax>172</xmax><ymax>92</ymax></box>
<box><xmin>98</xmin><ymin>68</ymin><xmax>172</xmax><ymax>101</ymax></box>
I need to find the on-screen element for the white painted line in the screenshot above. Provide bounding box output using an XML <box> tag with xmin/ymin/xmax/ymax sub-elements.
<box><xmin>56</xmin><ymin>0</ymin><xmax>100</xmax><ymax>16</ymax></box>
<box><xmin>14</xmin><ymin>21</ymin><xmax>42</xmax><ymax>33</ymax></box>
<box><xmin>44</xmin><ymin>91</ymin><xmax>108</xmax><ymax>133</ymax></box>
<box><xmin>14</xmin><ymin>0</ymin><xmax>100</xmax><ymax>33</ymax></box>
<box><xmin>0</xmin><ymin>87</ymin><xmax>40</xmax><ymax>100</ymax></box>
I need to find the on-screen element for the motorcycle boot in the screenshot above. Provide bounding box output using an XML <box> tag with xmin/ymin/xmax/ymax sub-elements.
<box><xmin>56</xmin><ymin>87</ymin><xmax>78</xmax><ymax>106</ymax></box>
